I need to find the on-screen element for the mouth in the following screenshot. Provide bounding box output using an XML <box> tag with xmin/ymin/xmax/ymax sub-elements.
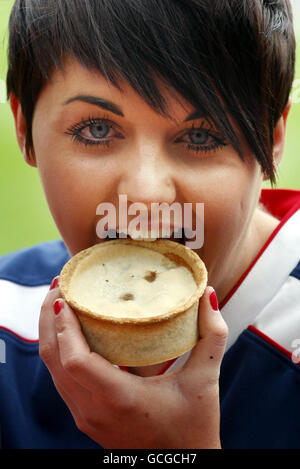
<box><xmin>103</xmin><ymin>228</ymin><xmax>188</xmax><ymax>246</ymax></box>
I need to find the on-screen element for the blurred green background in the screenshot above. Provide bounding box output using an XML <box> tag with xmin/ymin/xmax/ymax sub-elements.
<box><xmin>0</xmin><ymin>0</ymin><xmax>299</xmax><ymax>256</ymax></box>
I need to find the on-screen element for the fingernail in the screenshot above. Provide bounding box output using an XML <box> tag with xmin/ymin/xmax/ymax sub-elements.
<box><xmin>53</xmin><ymin>299</ymin><xmax>64</xmax><ymax>315</ymax></box>
<box><xmin>209</xmin><ymin>290</ymin><xmax>219</xmax><ymax>311</ymax></box>
<box><xmin>50</xmin><ymin>276</ymin><xmax>59</xmax><ymax>290</ymax></box>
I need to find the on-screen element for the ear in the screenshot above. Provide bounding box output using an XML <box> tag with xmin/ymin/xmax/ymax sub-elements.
<box><xmin>263</xmin><ymin>98</ymin><xmax>292</xmax><ymax>181</ymax></box>
<box><xmin>9</xmin><ymin>92</ymin><xmax>37</xmax><ymax>167</ymax></box>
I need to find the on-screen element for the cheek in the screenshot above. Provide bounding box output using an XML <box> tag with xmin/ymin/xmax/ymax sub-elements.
<box><xmin>205</xmin><ymin>188</ymin><xmax>247</xmax><ymax>252</ymax></box>
<box><xmin>183</xmin><ymin>159</ymin><xmax>260</xmax><ymax>256</ymax></box>
<box><xmin>32</xmin><ymin>115</ymin><xmax>115</xmax><ymax>206</ymax></box>
<box><xmin>34</xmin><ymin>145</ymin><xmax>117</xmax><ymax>245</ymax></box>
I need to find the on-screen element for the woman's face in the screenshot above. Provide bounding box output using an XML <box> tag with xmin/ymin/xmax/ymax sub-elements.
<box><xmin>30</xmin><ymin>58</ymin><xmax>264</xmax><ymax>301</ymax></box>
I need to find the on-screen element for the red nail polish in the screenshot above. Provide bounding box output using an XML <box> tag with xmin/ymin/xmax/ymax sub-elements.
<box><xmin>53</xmin><ymin>299</ymin><xmax>64</xmax><ymax>315</ymax></box>
<box><xmin>50</xmin><ymin>277</ymin><xmax>59</xmax><ymax>290</ymax></box>
<box><xmin>209</xmin><ymin>290</ymin><xmax>219</xmax><ymax>311</ymax></box>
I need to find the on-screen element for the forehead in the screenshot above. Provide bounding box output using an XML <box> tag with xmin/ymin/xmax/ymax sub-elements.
<box><xmin>41</xmin><ymin>57</ymin><xmax>196</xmax><ymax>124</ymax></box>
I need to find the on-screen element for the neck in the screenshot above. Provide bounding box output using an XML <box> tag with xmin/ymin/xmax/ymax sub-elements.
<box><xmin>216</xmin><ymin>207</ymin><xmax>280</xmax><ymax>305</ymax></box>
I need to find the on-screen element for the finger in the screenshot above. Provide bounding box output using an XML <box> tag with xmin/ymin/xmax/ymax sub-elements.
<box><xmin>181</xmin><ymin>286</ymin><xmax>228</xmax><ymax>379</ymax></box>
<box><xmin>53</xmin><ymin>297</ymin><xmax>129</xmax><ymax>395</ymax></box>
<box><xmin>38</xmin><ymin>276</ymin><xmax>62</xmax><ymax>369</ymax></box>
<box><xmin>198</xmin><ymin>286</ymin><xmax>228</xmax><ymax>360</ymax></box>
<box><xmin>39</xmin><ymin>277</ymin><xmax>89</xmax><ymax>401</ymax></box>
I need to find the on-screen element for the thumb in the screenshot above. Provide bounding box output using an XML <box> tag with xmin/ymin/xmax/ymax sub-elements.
<box><xmin>181</xmin><ymin>286</ymin><xmax>228</xmax><ymax>380</ymax></box>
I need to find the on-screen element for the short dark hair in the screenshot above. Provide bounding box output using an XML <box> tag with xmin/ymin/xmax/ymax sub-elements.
<box><xmin>6</xmin><ymin>0</ymin><xmax>296</xmax><ymax>183</ymax></box>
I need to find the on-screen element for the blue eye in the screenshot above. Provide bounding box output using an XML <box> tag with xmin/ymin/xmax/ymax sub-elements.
<box><xmin>89</xmin><ymin>122</ymin><xmax>110</xmax><ymax>139</ymax></box>
<box><xmin>65</xmin><ymin>116</ymin><xmax>123</xmax><ymax>148</ymax></box>
<box><xmin>66</xmin><ymin>116</ymin><xmax>228</xmax><ymax>155</ymax></box>
<box><xmin>189</xmin><ymin>129</ymin><xmax>209</xmax><ymax>145</ymax></box>
<box><xmin>178</xmin><ymin>124</ymin><xmax>228</xmax><ymax>155</ymax></box>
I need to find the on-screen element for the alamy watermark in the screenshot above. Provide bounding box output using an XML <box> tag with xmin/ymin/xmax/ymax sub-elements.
<box><xmin>95</xmin><ymin>194</ymin><xmax>204</xmax><ymax>249</ymax></box>
<box><xmin>291</xmin><ymin>338</ymin><xmax>300</xmax><ymax>364</ymax></box>
<box><xmin>0</xmin><ymin>339</ymin><xmax>6</xmax><ymax>364</ymax></box>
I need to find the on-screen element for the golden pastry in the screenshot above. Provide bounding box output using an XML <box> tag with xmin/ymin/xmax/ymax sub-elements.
<box><xmin>59</xmin><ymin>238</ymin><xmax>207</xmax><ymax>366</ymax></box>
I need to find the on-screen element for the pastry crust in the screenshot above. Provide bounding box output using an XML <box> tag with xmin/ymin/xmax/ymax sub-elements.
<box><xmin>59</xmin><ymin>238</ymin><xmax>207</xmax><ymax>366</ymax></box>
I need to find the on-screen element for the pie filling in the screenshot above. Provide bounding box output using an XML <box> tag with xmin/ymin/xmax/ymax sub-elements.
<box><xmin>68</xmin><ymin>244</ymin><xmax>197</xmax><ymax>319</ymax></box>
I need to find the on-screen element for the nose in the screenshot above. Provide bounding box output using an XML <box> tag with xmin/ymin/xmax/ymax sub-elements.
<box><xmin>117</xmin><ymin>142</ymin><xmax>176</xmax><ymax>209</ymax></box>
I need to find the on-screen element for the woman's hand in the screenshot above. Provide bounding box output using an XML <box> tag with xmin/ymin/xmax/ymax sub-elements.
<box><xmin>39</xmin><ymin>278</ymin><xmax>228</xmax><ymax>449</ymax></box>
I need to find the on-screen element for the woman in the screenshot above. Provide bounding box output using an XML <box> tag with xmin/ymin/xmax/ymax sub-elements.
<box><xmin>1</xmin><ymin>0</ymin><xmax>299</xmax><ymax>448</ymax></box>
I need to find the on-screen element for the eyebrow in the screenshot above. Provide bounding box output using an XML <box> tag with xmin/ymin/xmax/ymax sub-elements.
<box><xmin>63</xmin><ymin>95</ymin><xmax>205</xmax><ymax>122</ymax></box>
<box><xmin>64</xmin><ymin>95</ymin><xmax>124</xmax><ymax>117</ymax></box>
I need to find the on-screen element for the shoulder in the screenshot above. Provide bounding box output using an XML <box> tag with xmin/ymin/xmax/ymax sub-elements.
<box><xmin>0</xmin><ymin>240</ymin><xmax>70</xmax><ymax>286</ymax></box>
<box><xmin>220</xmin><ymin>262</ymin><xmax>300</xmax><ymax>448</ymax></box>
<box><xmin>252</xmin><ymin>259</ymin><xmax>300</xmax><ymax>354</ymax></box>
<box><xmin>0</xmin><ymin>240</ymin><xmax>70</xmax><ymax>341</ymax></box>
